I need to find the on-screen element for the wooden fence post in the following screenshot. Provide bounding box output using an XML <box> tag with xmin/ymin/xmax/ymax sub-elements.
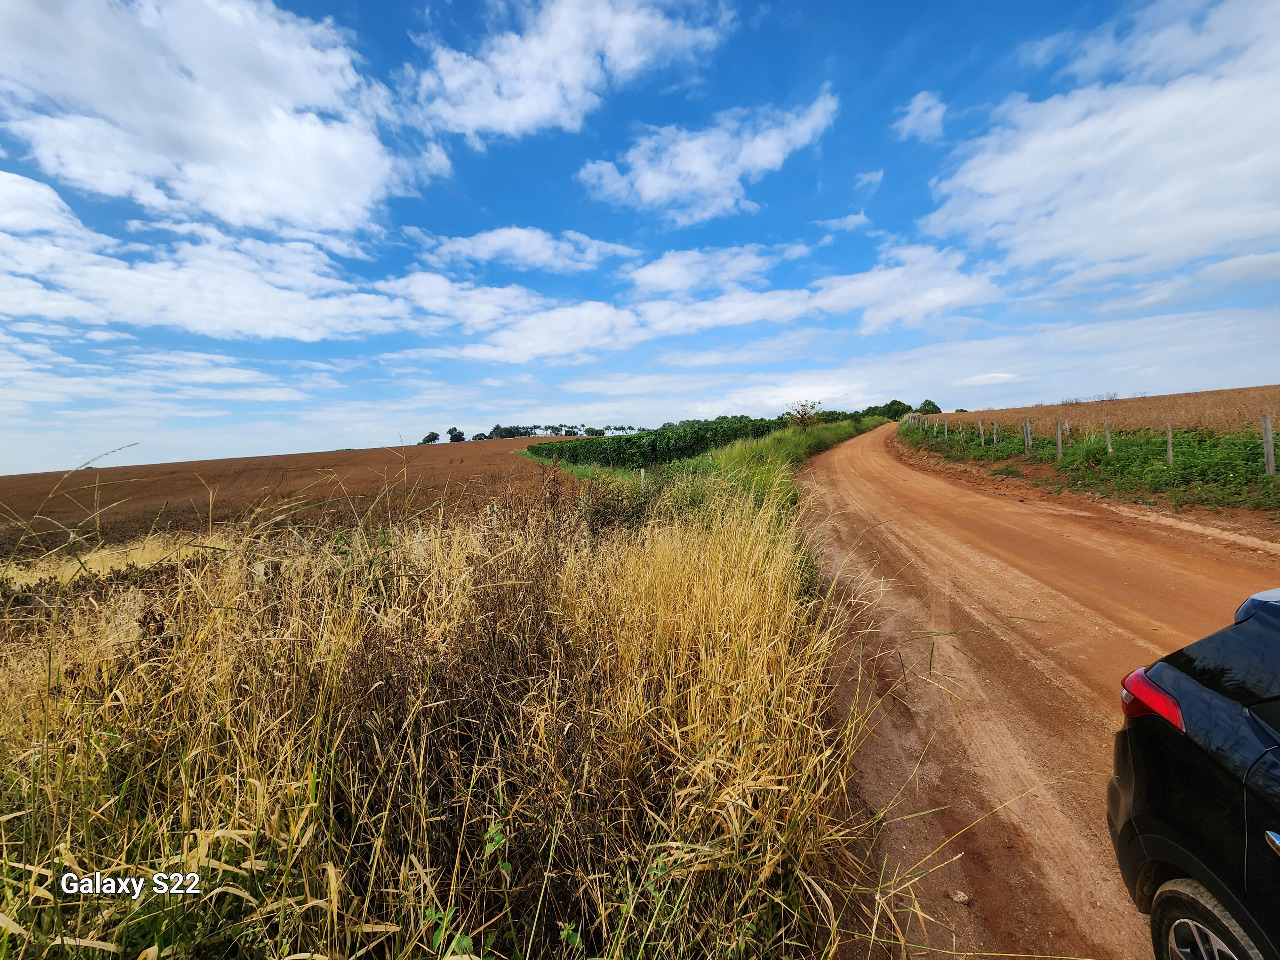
<box><xmin>1166</xmin><ymin>419</ymin><xmax>1173</xmax><ymax>466</ymax></box>
<box><xmin>1264</xmin><ymin>413</ymin><xmax>1276</xmax><ymax>477</ymax></box>
<box><xmin>1104</xmin><ymin>421</ymin><xmax>1112</xmax><ymax>454</ymax></box>
<box><xmin>1023</xmin><ymin>419</ymin><xmax>1032</xmax><ymax>454</ymax></box>
<box><xmin>944</xmin><ymin>418</ymin><xmax>949</xmax><ymax>439</ymax></box>
<box><xmin>979</xmin><ymin>420</ymin><xmax>986</xmax><ymax>447</ymax></box>
<box><xmin>1055</xmin><ymin>421</ymin><xmax>1063</xmax><ymax>461</ymax></box>
<box><xmin>994</xmin><ymin>420</ymin><xmax>1000</xmax><ymax>444</ymax></box>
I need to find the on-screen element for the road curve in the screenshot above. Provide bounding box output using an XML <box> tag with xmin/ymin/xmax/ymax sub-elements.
<box><xmin>800</xmin><ymin>423</ymin><xmax>1278</xmax><ymax>959</ymax></box>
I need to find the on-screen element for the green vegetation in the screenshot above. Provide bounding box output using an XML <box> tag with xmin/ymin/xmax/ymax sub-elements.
<box><xmin>898</xmin><ymin>419</ymin><xmax>1280</xmax><ymax>509</ymax></box>
<box><xmin>528</xmin><ymin>413</ymin><xmax>797</xmax><ymax>469</ymax></box>
<box><xmin>528</xmin><ymin>405</ymin><xmax>904</xmax><ymax>472</ymax></box>
<box><xmin>1</xmin><ymin>421</ymin><xmax>912</xmax><ymax>959</ymax></box>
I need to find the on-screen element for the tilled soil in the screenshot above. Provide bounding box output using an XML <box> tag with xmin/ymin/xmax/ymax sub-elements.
<box><xmin>801</xmin><ymin>423</ymin><xmax>1279</xmax><ymax>959</ymax></box>
<box><xmin>0</xmin><ymin>437</ymin><xmax>568</xmax><ymax>556</ymax></box>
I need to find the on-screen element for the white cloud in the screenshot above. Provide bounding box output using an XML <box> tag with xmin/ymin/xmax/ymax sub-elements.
<box><xmin>952</xmin><ymin>372</ymin><xmax>1025</xmax><ymax>386</ymax></box>
<box><xmin>578</xmin><ymin>89</ymin><xmax>839</xmax><ymax>225</ymax></box>
<box><xmin>892</xmin><ymin>91</ymin><xmax>946</xmax><ymax>142</ymax></box>
<box><xmin>811</xmin><ymin>212</ymin><xmax>870</xmax><ymax>232</ymax></box>
<box><xmin>626</xmin><ymin>244</ymin><xmax>789</xmax><ymax>295</ymax></box>
<box><xmin>0</xmin><ymin>172</ymin><xmax>412</xmax><ymax>340</ymax></box>
<box><xmin>924</xmin><ymin>0</ymin><xmax>1280</xmax><ymax>282</ymax></box>
<box><xmin>0</xmin><ymin>0</ymin><xmax>409</xmax><ymax>232</ymax></box>
<box><xmin>855</xmin><ymin>169</ymin><xmax>884</xmax><ymax>193</ymax></box>
<box><xmin>658</xmin><ymin>327</ymin><xmax>829</xmax><ymax>367</ymax></box>
<box><xmin>423</xmin><ymin>226</ymin><xmax>638</xmax><ymax>273</ymax></box>
<box><xmin>412</xmin><ymin>0</ymin><xmax>725</xmax><ymax>142</ymax></box>
<box><xmin>808</xmin><ymin>244</ymin><xmax>1000</xmax><ymax>332</ymax></box>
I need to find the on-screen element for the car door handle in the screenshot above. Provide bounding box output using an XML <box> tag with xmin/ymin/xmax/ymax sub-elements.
<box><xmin>1268</xmin><ymin>831</ymin><xmax>1280</xmax><ymax>857</ymax></box>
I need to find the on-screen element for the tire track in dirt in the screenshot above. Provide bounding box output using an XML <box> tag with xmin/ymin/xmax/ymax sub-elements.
<box><xmin>802</xmin><ymin>424</ymin><xmax>1278</xmax><ymax>959</ymax></box>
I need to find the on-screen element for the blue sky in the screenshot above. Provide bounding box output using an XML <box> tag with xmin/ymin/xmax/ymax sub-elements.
<box><xmin>2</xmin><ymin>0</ymin><xmax>1278</xmax><ymax>472</ymax></box>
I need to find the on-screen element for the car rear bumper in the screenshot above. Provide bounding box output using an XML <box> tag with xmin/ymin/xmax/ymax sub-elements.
<box><xmin>1107</xmin><ymin>728</ymin><xmax>1144</xmax><ymax>904</ymax></box>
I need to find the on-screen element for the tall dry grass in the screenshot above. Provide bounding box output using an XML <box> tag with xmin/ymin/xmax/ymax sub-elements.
<box><xmin>954</xmin><ymin>383</ymin><xmax>1279</xmax><ymax>437</ymax></box>
<box><xmin>0</xmin><ymin>473</ymin><xmax>900</xmax><ymax>959</ymax></box>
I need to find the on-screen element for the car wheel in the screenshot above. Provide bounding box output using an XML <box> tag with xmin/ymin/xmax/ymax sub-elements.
<box><xmin>1150</xmin><ymin>878</ymin><xmax>1263</xmax><ymax>960</ymax></box>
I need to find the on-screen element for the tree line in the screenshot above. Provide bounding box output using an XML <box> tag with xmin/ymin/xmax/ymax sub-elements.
<box><xmin>419</xmin><ymin>400</ymin><xmax>941</xmax><ymax>447</ymax></box>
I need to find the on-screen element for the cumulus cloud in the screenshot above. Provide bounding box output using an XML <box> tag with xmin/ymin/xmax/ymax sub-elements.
<box><xmin>626</xmin><ymin>244</ymin><xmax>799</xmax><ymax>295</ymax></box>
<box><xmin>0</xmin><ymin>0</ymin><xmax>412</xmax><ymax>232</ymax></box>
<box><xmin>0</xmin><ymin>172</ymin><xmax>412</xmax><ymax>340</ymax></box>
<box><xmin>808</xmin><ymin>245</ymin><xmax>999</xmax><ymax>332</ymax></box>
<box><xmin>924</xmin><ymin>0</ymin><xmax>1280</xmax><ymax>282</ymax></box>
<box><xmin>423</xmin><ymin>226</ymin><xmax>639</xmax><ymax>273</ymax></box>
<box><xmin>892</xmin><ymin>91</ymin><xmax>946</xmax><ymax>142</ymax></box>
<box><xmin>578</xmin><ymin>89</ymin><xmax>839</xmax><ymax>225</ymax></box>
<box><xmin>412</xmin><ymin>0</ymin><xmax>725</xmax><ymax>142</ymax></box>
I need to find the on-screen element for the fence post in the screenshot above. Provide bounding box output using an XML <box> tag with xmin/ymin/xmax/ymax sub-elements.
<box><xmin>1104</xmin><ymin>421</ymin><xmax>1112</xmax><ymax>454</ymax></box>
<box><xmin>1023</xmin><ymin>419</ymin><xmax>1032</xmax><ymax>455</ymax></box>
<box><xmin>1166</xmin><ymin>419</ymin><xmax>1173</xmax><ymax>466</ymax></box>
<box><xmin>978</xmin><ymin>420</ymin><xmax>986</xmax><ymax>447</ymax></box>
<box><xmin>1055</xmin><ymin>421</ymin><xmax>1063</xmax><ymax>461</ymax></box>
<box><xmin>994</xmin><ymin>420</ymin><xmax>1000</xmax><ymax>444</ymax></box>
<box><xmin>1265</xmin><ymin>413</ymin><xmax>1276</xmax><ymax>477</ymax></box>
<box><xmin>944</xmin><ymin>418</ymin><xmax>949</xmax><ymax>439</ymax></box>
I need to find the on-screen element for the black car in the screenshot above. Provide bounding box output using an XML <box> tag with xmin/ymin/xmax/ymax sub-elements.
<box><xmin>1109</xmin><ymin>587</ymin><xmax>1280</xmax><ymax>959</ymax></box>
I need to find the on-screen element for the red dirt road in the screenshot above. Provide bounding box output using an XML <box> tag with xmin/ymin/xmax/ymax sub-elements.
<box><xmin>801</xmin><ymin>424</ymin><xmax>1279</xmax><ymax>958</ymax></box>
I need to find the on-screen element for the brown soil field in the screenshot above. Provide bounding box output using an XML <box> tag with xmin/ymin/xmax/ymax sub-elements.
<box><xmin>0</xmin><ymin>437</ymin><xmax>567</xmax><ymax>557</ymax></box>
<box><xmin>940</xmin><ymin>382</ymin><xmax>1280</xmax><ymax>437</ymax></box>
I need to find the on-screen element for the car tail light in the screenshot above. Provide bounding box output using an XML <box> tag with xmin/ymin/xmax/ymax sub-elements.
<box><xmin>1121</xmin><ymin>667</ymin><xmax>1184</xmax><ymax>731</ymax></box>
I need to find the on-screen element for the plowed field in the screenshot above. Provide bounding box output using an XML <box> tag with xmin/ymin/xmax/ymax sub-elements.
<box><xmin>946</xmin><ymin>382</ymin><xmax>1280</xmax><ymax>436</ymax></box>
<box><xmin>0</xmin><ymin>438</ymin><xmax>566</xmax><ymax>556</ymax></box>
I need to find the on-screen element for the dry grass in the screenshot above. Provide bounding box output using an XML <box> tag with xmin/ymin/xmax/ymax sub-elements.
<box><xmin>0</xmin><ymin>471</ymin><xmax>911</xmax><ymax>959</ymax></box>
<box><xmin>951</xmin><ymin>383</ymin><xmax>1280</xmax><ymax>437</ymax></box>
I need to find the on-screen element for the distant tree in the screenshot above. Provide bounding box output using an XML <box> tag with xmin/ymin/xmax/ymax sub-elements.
<box><xmin>584</xmin><ymin>426</ymin><xmax>605</xmax><ymax>436</ymax></box>
<box><xmin>564</xmin><ymin>428</ymin><xmax>579</xmax><ymax>436</ymax></box>
<box><xmin>785</xmin><ymin>400</ymin><xmax>821</xmax><ymax>431</ymax></box>
<box><xmin>954</xmin><ymin>408</ymin><xmax>969</xmax><ymax>413</ymax></box>
<box><xmin>918</xmin><ymin>399</ymin><xmax>942</xmax><ymax>415</ymax></box>
<box><xmin>419</xmin><ymin>431</ymin><xmax>440</xmax><ymax>444</ymax></box>
<box><xmin>447</xmin><ymin>427</ymin><xmax>466</xmax><ymax>442</ymax></box>
<box><xmin>472</xmin><ymin>432</ymin><xmax>488</xmax><ymax>441</ymax></box>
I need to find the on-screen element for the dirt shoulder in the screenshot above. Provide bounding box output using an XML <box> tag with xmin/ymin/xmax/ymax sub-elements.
<box><xmin>801</xmin><ymin>424</ymin><xmax>1278</xmax><ymax>959</ymax></box>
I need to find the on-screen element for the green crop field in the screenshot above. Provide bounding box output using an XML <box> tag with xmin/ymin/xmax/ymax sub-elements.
<box><xmin>898</xmin><ymin>419</ymin><xmax>1280</xmax><ymax>510</ymax></box>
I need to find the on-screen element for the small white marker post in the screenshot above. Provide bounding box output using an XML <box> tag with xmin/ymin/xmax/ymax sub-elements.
<box><xmin>1264</xmin><ymin>413</ymin><xmax>1276</xmax><ymax>477</ymax></box>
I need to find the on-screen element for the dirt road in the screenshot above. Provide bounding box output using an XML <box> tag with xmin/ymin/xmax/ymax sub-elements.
<box><xmin>801</xmin><ymin>424</ymin><xmax>1279</xmax><ymax>959</ymax></box>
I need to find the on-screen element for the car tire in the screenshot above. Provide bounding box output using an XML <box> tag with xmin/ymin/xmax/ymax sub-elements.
<box><xmin>1150</xmin><ymin>878</ymin><xmax>1264</xmax><ymax>960</ymax></box>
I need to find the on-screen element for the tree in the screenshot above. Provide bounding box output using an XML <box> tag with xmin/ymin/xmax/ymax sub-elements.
<box><xmin>785</xmin><ymin>400</ymin><xmax>821</xmax><ymax>431</ymax></box>
<box><xmin>472</xmin><ymin>432</ymin><xmax>488</xmax><ymax>441</ymax></box>
<box><xmin>918</xmin><ymin>399</ymin><xmax>942</xmax><ymax>415</ymax></box>
<box><xmin>447</xmin><ymin>427</ymin><xmax>466</xmax><ymax>442</ymax></box>
<box><xmin>419</xmin><ymin>431</ymin><xmax>440</xmax><ymax>444</ymax></box>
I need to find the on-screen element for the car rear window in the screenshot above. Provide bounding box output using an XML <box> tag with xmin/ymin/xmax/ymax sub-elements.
<box><xmin>1163</xmin><ymin>602</ymin><xmax>1280</xmax><ymax>707</ymax></box>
